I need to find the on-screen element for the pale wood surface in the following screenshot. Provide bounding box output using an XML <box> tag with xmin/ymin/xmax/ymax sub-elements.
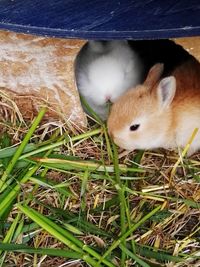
<box><xmin>0</xmin><ymin>30</ymin><xmax>86</xmax><ymax>126</ymax></box>
<box><xmin>173</xmin><ymin>36</ymin><xmax>200</xmax><ymax>62</ymax></box>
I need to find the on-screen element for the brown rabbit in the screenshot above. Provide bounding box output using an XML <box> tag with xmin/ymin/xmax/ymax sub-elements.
<box><xmin>107</xmin><ymin>58</ymin><xmax>200</xmax><ymax>155</ymax></box>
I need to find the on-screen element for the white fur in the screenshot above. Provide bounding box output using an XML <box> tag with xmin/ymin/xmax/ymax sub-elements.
<box><xmin>75</xmin><ymin>41</ymin><xmax>143</xmax><ymax>120</ymax></box>
<box><xmin>113</xmin><ymin>114</ymin><xmax>171</xmax><ymax>151</ymax></box>
<box><xmin>175</xmin><ymin>111</ymin><xmax>200</xmax><ymax>155</ymax></box>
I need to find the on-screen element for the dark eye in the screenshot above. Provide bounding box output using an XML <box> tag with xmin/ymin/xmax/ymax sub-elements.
<box><xmin>130</xmin><ymin>124</ymin><xmax>140</xmax><ymax>131</ymax></box>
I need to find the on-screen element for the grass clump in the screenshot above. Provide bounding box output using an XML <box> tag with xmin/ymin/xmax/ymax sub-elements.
<box><xmin>0</xmin><ymin>102</ymin><xmax>200</xmax><ymax>267</ymax></box>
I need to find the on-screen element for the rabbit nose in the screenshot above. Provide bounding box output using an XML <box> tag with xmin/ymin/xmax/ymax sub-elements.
<box><xmin>105</xmin><ymin>95</ymin><xmax>111</xmax><ymax>101</ymax></box>
<box><xmin>109</xmin><ymin>132</ymin><xmax>120</xmax><ymax>143</ymax></box>
<box><xmin>108</xmin><ymin>128</ymin><xmax>116</xmax><ymax>140</ymax></box>
<box><xmin>113</xmin><ymin>136</ymin><xmax>124</xmax><ymax>146</ymax></box>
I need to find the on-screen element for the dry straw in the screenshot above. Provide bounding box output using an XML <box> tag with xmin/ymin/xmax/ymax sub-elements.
<box><xmin>0</xmin><ymin>96</ymin><xmax>199</xmax><ymax>266</ymax></box>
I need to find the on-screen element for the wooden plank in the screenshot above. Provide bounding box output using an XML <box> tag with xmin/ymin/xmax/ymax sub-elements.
<box><xmin>0</xmin><ymin>30</ymin><xmax>87</xmax><ymax>126</ymax></box>
<box><xmin>0</xmin><ymin>0</ymin><xmax>199</xmax><ymax>39</ymax></box>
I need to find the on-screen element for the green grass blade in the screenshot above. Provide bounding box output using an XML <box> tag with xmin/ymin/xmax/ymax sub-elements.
<box><xmin>97</xmin><ymin>205</ymin><xmax>161</xmax><ymax>265</ymax></box>
<box><xmin>39</xmin><ymin>203</ymin><xmax>111</xmax><ymax>237</ymax></box>
<box><xmin>19</xmin><ymin>128</ymin><xmax>102</xmax><ymax>160</ymax></box>
<box><xmin>0</xmin><ymin>128</ymin><xmax>102</xmax><ymax>162</ymax></box>
<box><xmin>0</xmin><ymin>107</ymin><xmax>47</xmax><ymax>190</ymax></box>
<box><xmin>17</xmin><ymin>205</ymin><xmax>83</xmax><ymax>252</ymax></box>
<box><xmin>0</xmin><ymin>164</ymin><xmax>40</xmax><ymax>218</ymax></box>
<box><xmin>103</xmin><ymin>125</ymin><xmax>113</xmax><ymax>161</ymax></box>
<box><xmin>135</xmin><ymin>244</ymin><xmax>184</xmax><ymax>263</ymax></box>
<box><xmin>119</xmin><ymin>244</ymin><xmax>150</xmax><ymax>267</ymax></box>
<box><xmin>29</xmin><ymin>157</ymin><xmax>144</xmax><ymax>174</ymax></box>
<box><xmin>80</xmin><ymin>95</ymin><xmax>103</xmax><ymax>125</ymax></box>
<box><xmin>80</xmin><ymin>169</ymin><xmax>89</xmax><ymax>212</ymax></box>
<box><xmin>112</xmin><ymin>142</ymin><xmax>127</xmax><ymax>265</ymax></box>
<box><xmin>0</xmin><ymin>213</ymin><xmax>21</xmax><ymax>255</ymax></box>
<box><xmin>0</xmin><ymin>143</ymin><xmax>37</xmax><ymax>159</ymax></box>
<box><xmin>29</xmin><ymin>176</ymin><xmax>74</xmax><ymax>198</ymax></box>
<box><xmin>0</xmin><ymin>213</ymin><xmax>21</xmax><ymax>266</ymax></box>
<box><xmin>17</xmin><ymin>204</ymin><xmax>114</xmax><ymax>267</ymax></box>
<box><xmin>0</xmin><ymin>243</ymin><xmax>82</xmax><ymax>258</ymax></box>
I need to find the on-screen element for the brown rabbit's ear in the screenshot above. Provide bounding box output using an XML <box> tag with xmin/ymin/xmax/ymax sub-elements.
<box><xmin>144</xmin><ymin>63</ymin><xmax>164</xmax><ymax>88</ymax></box>
<box><xmin>157</xmin><ymin>76</ymin><xmax>176</xmax><ymax>109</ymax></box>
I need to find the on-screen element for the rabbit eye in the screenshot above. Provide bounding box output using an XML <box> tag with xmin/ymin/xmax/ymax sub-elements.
<box><xmin>130</xmin><ymin>124</ymin><xmax>140</xmax><ymax>131</ymax></box>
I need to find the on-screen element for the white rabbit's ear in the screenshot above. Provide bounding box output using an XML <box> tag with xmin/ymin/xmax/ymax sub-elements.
<box><xmin>88</xmin><ymin>41</ymin><xmax>104</xmax><ymax>52</ymax></box>
<box><xmin>144</xmin><ymin>63</ymin><xmax>164</xmax><ymax>88</ymax></box>
<box><xmin>157</xmin><ymin>76</ymin><xmax>176</xmax><ymax>109</ymax></box>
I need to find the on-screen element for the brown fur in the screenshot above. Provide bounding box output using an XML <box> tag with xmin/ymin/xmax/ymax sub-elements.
<box><xmin>170</xmin><ymin>59</ymin><xmax>200</xmax><ymax>132</ymax></box>
<box><xmin>107</xmin><ymin>58</ymin><xmax>200</xmax><ymax>153</ymax></box>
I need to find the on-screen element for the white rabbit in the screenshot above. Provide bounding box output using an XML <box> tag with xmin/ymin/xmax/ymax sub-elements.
<box><xmin>75</xmin><ymin>41</ymin><xmax>143</xmax><ymax>120</ymax></box>
<box><xmin>108</xmin><ymin>59</ymin><xmax>200</xmax><ymax>156</ymax></box>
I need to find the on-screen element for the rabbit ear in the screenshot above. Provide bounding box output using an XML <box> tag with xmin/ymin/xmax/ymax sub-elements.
<box><xmin>88</xmin><ymin>41</ymin><xmax>105</xmax><ymax>52</ymax></box>
<box><xmin>157</xmin><ymin>76</ymin><xmax>176</xmax><ymax>109</ymax></box>
<box><xmin>144</xmin><ymin>63</ymin><xmax>164</xmax><ymax>88</ymax></box>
